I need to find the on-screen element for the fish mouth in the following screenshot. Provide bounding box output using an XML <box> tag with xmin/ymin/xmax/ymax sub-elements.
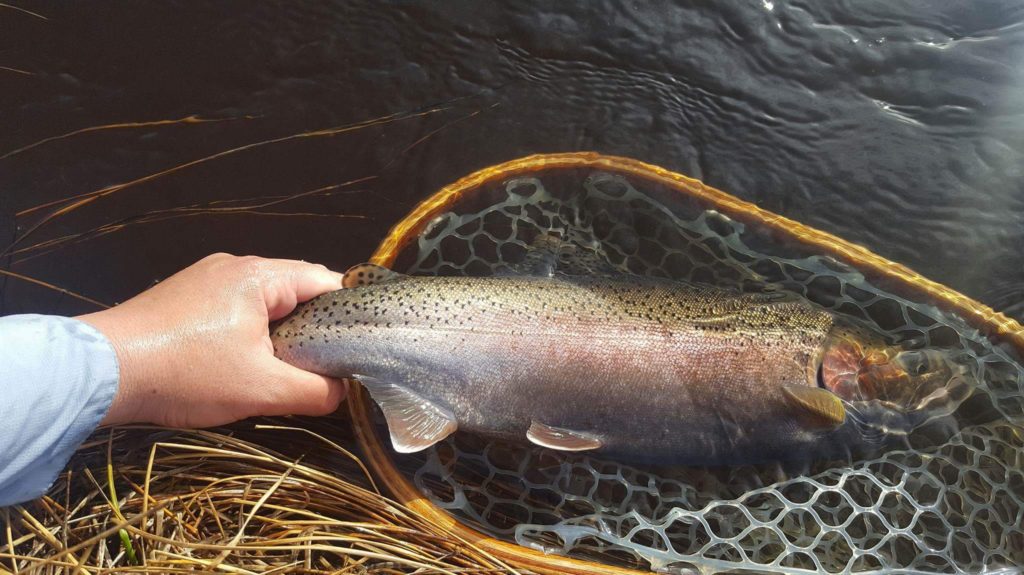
<box><xmin>818</xmin><ymin>333</ymin><xmax>961</xmax><ymax>409</ymax></box>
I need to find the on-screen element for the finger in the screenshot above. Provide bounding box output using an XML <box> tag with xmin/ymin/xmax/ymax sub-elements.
<box><xmin>261</xmin><ymin>259</ymin><xmax>345</xmax><ymax>321</ymax></box>
<box><xmin>263</xmin><ymin>360</ymin><xmax>348</xmax><ymax>416</ymax></box>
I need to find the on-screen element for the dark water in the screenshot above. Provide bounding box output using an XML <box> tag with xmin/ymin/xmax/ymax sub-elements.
<box><xmin>2</xmin><ymin>1</ymin><xmax>1023</xmax><ymax>321</ymax></box>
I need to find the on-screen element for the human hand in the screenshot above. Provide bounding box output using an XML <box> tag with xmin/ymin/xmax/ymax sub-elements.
<box><xmin>78</xmin><ymin>253</ymin><xmax>347</xmax><ymax>428</ymax></box>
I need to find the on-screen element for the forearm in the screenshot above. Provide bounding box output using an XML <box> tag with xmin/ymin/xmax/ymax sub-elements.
<box><xmin>0</xmin><ymin>314</ymin><xmax>118</xmax><ymax>506</ymax></box>
<box><xmin>0</xmin><ymin>254</ymin><xmax>346</xmax><ymax>507</ymax></box>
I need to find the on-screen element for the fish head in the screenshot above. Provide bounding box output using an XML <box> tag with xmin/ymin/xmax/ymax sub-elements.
<box><xmin>818</xmin><ymin>326</ymin><xmax>961</xmax><ymax>411</ymax></box>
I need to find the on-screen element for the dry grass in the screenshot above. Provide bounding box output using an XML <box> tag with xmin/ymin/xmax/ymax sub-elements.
<box><xmin>0</xmin><ymin>415</ymin><xmax>519</xmax><ymax>574</ymax></box>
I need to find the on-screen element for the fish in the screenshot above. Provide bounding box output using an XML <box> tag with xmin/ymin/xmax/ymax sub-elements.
<box><xmin>270</xmin><ymin>258</ymin><xmax>954</xmax><ymax>464</ymax></box>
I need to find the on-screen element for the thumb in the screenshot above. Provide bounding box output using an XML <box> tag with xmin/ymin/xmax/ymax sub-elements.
<box><xmin>263</xmin><ymin>260</ymin><xmax>345</xmax><ymax>321</ymax></box>
<box><xmin>263</xmin><ymin>359</ymin><xmax>349</xmax><ymax>417</ymax></box>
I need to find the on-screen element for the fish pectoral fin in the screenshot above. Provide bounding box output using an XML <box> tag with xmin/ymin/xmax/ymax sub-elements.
<box><xmin>342</xmin><ymin>263</ymin><xmax>406</xmax><ymax>288</ymax></box>
<box><xmin>781</xmin><ymin>385</ymin><xmax>846</xmax><ymax>430</ymax></box>
<box><xmin>527</xmin><ymin>421</ymin><xmax>603</xmax><ymax>451</ymax></box>
<box><xmin>355</xmin><ymin>374</ymin><xmax>457</xmax><ymax>453</ymax></box>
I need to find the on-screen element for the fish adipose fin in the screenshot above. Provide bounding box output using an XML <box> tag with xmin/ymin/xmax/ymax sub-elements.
<box><xmin>343</xmin><ymin>264</ymin><xmax>405</xmax><ymax>288</ymax></box>
<box><xmin>527</xmin><ymin>421</ymin><xmax>603</xmax><ymax>451</ymax></box>
<box><xmin>355</xmin><ymin>374</ymin><xmax>457</xmax><ymax>453</ymax></box>
<box><xmin>782</xmin><ymin>385</ymin><xmax>846</xmax><ymax>430</ymax></box>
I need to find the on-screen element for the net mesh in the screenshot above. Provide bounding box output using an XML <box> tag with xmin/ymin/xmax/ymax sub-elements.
<box><xmin>380</xmin><ymin>169</ymin><xmax>1023</xmax><ymax>574</ymax></box>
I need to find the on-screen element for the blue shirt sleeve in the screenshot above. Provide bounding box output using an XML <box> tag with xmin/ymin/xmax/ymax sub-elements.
<box><xmin>0</xmin><ymin>314</ymin><xmax>119</xmax><ymax>506</ymax></box>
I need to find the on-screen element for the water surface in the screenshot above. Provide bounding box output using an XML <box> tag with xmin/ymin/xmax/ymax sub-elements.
<box><xmin>2</xmin><ymin>1</ymin><xmax>1022</xmax><ymax>321</ymax></box>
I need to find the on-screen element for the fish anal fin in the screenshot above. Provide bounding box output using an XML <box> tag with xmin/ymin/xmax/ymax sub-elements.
<box><xmin>343</xmin><ymin>263</ymin><xmax>405</xmax><ymax>288</ymax></box>
<box><xmin>782</xmin><ymin>385</ymin><xmax>846</xmax><ymax>430</ymax></box>
<box><xmin>527</xmin><ymin>421</ymin><xmax>603</xmax><ymax>451</ymax></box>
<box><xmin>355</xmin><ymin>374</ymin><xmax>457</xmax><ymax>453</ymax></box>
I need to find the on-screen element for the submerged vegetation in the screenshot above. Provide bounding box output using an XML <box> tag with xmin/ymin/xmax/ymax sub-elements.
<box><xmin>0</xmin><ymin>102</ymin><xmax>519</xmax><ymax>575</ymax></box>
<box><xmin>2</xmin><ymin>47</ymin><xmax>1021</xmax><ymax>571</ymax></box>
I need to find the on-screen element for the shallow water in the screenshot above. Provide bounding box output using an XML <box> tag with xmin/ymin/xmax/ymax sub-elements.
<box><xmin>1</xmin><ymin>1</ymin><xmax>1022</xmax><ymax>321</ymax></box>
<box><xmin>3</xmin><ymin>3</ymin><xmax>1023</xmax><ymax>573</ymax></box>
<box><xmin>381</xmin><ymin>165</ymin><xmax>1024</xmax><ymax>573</ymax></box>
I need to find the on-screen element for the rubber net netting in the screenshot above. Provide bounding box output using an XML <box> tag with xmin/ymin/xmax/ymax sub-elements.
<box><xmin>379</xmin><ymin>169</ymin><xmax>1023</xmax><ymax>574</ymax></box>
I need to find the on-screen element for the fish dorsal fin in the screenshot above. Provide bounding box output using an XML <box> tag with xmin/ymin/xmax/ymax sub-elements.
<box><xmin>500</xmin><ymin>234</ymin><xmax>625</xmax><ymax>278</ymax></box>
<box><xmin>527</xmin><ymin>421</ymin><xmax>603</xmax><ymax>451</ymax></box>
<box><xmin>355</xmin><ymin>374</ymin><xmax>457</xmax><ymax>453</ymax></box>
<box><xmin>742</xmin><ymin>289</ymin><xmax>800</xmax><ymax>304</ymax></box>
<box><xmin>343</xmin><ymin>263</ymin><xmax>405</xmax><ymax>288</ymax></box>
<box><xmin>782</xmin><ymin>385</ymin><xmax>846</xmax><ymax>430</ymax></box>
<box><xmin>517</xmin><ymin>234</ymin><xmax>562</xmax><ymax>277</ymax></box>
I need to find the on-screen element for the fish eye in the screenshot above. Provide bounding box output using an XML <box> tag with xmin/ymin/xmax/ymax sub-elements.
<box><xmin>894</xmin><ymin>351</ymin><xmax>926</xmax><ymax>374</ymax></box>
<box><xmin>893</xmin><ymin>350</ymin><xmax>944</xmax><ymax>377</ymax></box>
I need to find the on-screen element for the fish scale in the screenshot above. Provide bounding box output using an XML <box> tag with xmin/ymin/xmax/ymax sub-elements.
<box><xmin>269</xmin><ymin>266</ymin><xmax>887</xmax><ymax>464</ymax></box>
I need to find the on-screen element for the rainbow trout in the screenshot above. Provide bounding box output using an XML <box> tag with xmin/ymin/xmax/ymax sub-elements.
<box><xmin>271</xmin><ymin>263</ymin><xmax>950</xmax><ymax>464</ymax></box>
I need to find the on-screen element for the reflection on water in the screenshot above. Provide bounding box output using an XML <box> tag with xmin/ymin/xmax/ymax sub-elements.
<box><xmin>2</xmin><ymin>1</ymin><xmax>1023</xmax><ymax>324</ymax></box>
<box><xmin>2</xmin><ymin>1</ymin><xmax>1023</xmax><ymax>573</ymax></box>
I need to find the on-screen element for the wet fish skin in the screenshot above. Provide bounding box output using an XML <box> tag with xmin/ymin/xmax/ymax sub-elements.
<box><xmin>272</xmin><ymin>270</ymin><xmax>852</xmax><ymax>464</ymax></box>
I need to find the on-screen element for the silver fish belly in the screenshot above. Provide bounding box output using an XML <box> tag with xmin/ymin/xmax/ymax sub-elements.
<box><xmin>271</xmin><ymin>264</ymin><xmax>850</xmax><ymax>464</ymax></box>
